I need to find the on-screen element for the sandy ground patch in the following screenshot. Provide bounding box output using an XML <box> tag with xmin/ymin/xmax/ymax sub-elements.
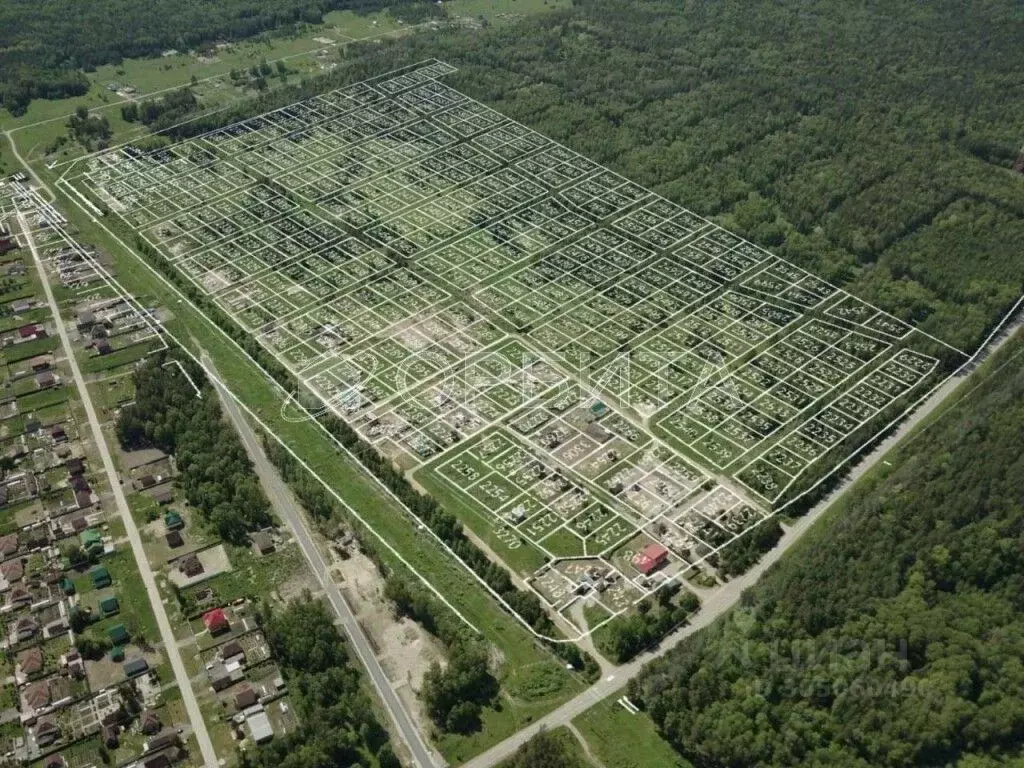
<box><xmin>332</xmin><ymin>546</ymin><xmax>445</xmax><ymax>734</ymax></box>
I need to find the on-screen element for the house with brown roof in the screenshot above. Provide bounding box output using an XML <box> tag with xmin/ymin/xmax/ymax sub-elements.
<box><xmin>34</xmin><ymin>719</ymin><xmax>60</xmax><ymax>746</ymax></box>
<box><xmin>28</xmin><ymin>355</ymin><xmax>53</xmax><ymax>372</ymax></box>
<box><xmin>140</xmin><ymin>709</ymin><xmax>162</xmax><ymax>735</ymax></box>
<box><xmin>16</xmin><ymin>647</ymin><xmax>43</xmax><ymax>682</ymax></box>
<box><xmin>14</xmin><ymin>615</ymin><xmax>39</xmax><ymax>642</ymax></box>
<box><xmin>1</xmin><ymin>558</ymin><xmax>24</xmax><ymax>584</ymax></box>
<box><xmin>234</xmin><ymin>686</ymin><xmax>258</xmax><ymax>711</ymax></box>
<box><xmin>17</xmin><ymin>646</ymin><xmax>43</xmax><ymax>671</ymax></box>
<box><xmin>178</xmin><ymin>554</ymin><xmax>203</xmax><ymax>578</ymax></box>
<box><xmin>220</xmin><ymin>640</ymin><xmax>244</xmax><ymax>662</ymax></box>
<box><xmin>22</xmin><ymin>680</ymin><xmax>50</xmax><ymax>711</ymax></box>
<box><xmin>148</xmin><ymin>485</ymin><xmax>174</xmax><ymax>505</ymax></box>
<box><xmin>7</xmin><ymin>585</ymin><xmax>32</xmax><ymax>607</ymax></box>
<box><xmin>0</xmin><ymin>532</ymin><xmax>18</xmax><ymax>557</ymax></box>
<box><xmin>250</xmin><ymin>531</ymin><xmax>275</xmax><ymax>556</ymax></box>
<box><xmin>145</xmin><ymin>730</ymin><xmax>180</xmax><ymax>752</ymax></box>
<box><xmin>34</xmin><ymin>371</ymin><xmax>57</xmax><ymax>390</ymax></box>
<box><xmin>76</xmin><ymin>310</ymin><xmax>95</xmax><ymax>330</ymax></box>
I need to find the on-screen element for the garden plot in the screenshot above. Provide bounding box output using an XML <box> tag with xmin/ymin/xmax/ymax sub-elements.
<box><xmin>346</xmin><ymin>339</ymin><xmax>565</xmax><ymax>467</ymax></box>
<box><xmin>66</xmin><ymin>59</ymin><xmax>965</xmax><ymax>639</ymax></box>
<box><xmin>474</xmin><ymin>229</ymin><xmax>657</xmax><ymax>330</ymax></box>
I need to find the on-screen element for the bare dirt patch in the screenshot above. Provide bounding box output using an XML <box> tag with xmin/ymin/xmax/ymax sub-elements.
<box><xmin>331</xmin><ymin>546</ymin><xmax>445</xmax><ymax>733</ymax></box>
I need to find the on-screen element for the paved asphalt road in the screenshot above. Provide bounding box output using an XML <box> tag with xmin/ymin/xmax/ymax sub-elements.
<box><xmin>204</xmin><ymin>355</ymin><xmax>441</xmax><ymax>768</ymax></box>
<box><xmin>22</xmin><ymin>215</ymin><xmax>221</xmax><ymax>768</ymax></box>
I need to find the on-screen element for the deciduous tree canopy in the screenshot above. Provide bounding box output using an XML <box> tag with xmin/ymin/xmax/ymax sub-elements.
<box><xmin>0</xmin><ymin>0</ymin><xmax>401</xmax><ymax>114</ymax></box>
<box><xmin>633</xmin><ymin>332</ymin><xmax>1024</xmax><ymax>767</ymax></box>
<box><xmin>117</xmin><ymin>354</ymin><xmax>273</xmax><ymax>543</ymax></box>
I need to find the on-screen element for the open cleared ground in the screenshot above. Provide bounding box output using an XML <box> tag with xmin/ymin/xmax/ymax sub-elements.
<box><xmin>65</xmin><ymin>60</ymin><xmax>960</xmax><ymax>640</ymax></box>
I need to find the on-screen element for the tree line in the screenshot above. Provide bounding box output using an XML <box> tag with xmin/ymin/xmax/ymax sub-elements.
<box><xmin>117</xmin><ymin>353</ymin><xmax>273</xmax><ymax>543</ymax></box>
<box><xmin>261</xmin><ymin>432</ymin><xmax>503</xmax><ymax>734</ymax></box>
<box><xmin>243</xmin><ymin>599</ymin><xmax>398</xmax><ymax>768</ymax></box>
<box><xmin>0</xmin><ymin>0</ymin><xmax>418</xmax><ymax>115</ymax></box>
<box><xmin>131</xmin><ymin>234</ymin><xmax>598</xmax><ymax>684</ymax></box>
<box><xmin>632</xmin><ymin>331</ymin><xmax>1024</xmax><ymax>767</ymax></box>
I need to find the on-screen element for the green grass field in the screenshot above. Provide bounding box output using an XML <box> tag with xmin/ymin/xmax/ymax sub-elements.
<box><xmin>415</xmin><ymin>466</ymin><xmax>551</xmax><ymax>576</ymax></box>
<box><xmin>573</xmin><ymin>698</ymin><xmax>693</xmax><ymax>768</ymax></box>
<box><xmin>1</xmin><ymin>0</ymin><xmax>568</xmax><ymax>168</ymax></box>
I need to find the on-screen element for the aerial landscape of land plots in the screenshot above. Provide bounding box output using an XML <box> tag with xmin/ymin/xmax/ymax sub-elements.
<box><xmin>63</xmin><ymin>59</ymin><xmax>964</xmax><ymax>639</ymax></box>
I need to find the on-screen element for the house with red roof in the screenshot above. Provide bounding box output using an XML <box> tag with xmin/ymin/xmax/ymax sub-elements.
<box><xmin>202</xmin><ymin>608</ymin><xmax>230</xmax><ymax>635</ymax></box>
<box><xmin>632</xmin><ymin>542</ymin><xmax>670</xmax><ymax>576</ymax></box>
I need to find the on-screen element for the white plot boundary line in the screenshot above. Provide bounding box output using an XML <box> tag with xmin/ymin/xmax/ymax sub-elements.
<box><xmin>54</xmin><ymin>58</ymin><xmax>456</xmax><ymax>183</ymax></box>
<box><xmin>58</xmin><ymin>175</ymin><xmax>624</xmax><ymax>644</ymax></box>
<box><xmin>45</xmin><ymin>56</ymin><xmax>1019</xmax><ymax>640</ymax></box>
<box><xmin>48</xmin><ymin>162</ymin><xmax>999</xmax><ymax>643</ymax></box>
<box><xmin>15</xmin><ymin>190</ymin><xmax>169</xmax><ymax>360</ymax></box>
<box><xmin>34</xmin><ymin>184</ymin><xmax>483</xmax><ymax>632</ymax></box>
<box><xmin>51</xmin><ymin>179</ymin><xmax>553</xmax><ymax>638</ymax></box>
<box><xmin>54</xmin><ymin>156</ymin><xmax>1024</xmax><ymax>642</ymax></box>
<box><xmin>648</xmin><ymin>289</ymin><xmax>1024</xmax><ymax>598</ymax></box>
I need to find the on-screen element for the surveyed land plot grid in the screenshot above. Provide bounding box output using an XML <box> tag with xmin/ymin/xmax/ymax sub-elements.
<box><xmin>67</xmin><ymin>60</ymin><xmax>963</xmax><ymax>637</ymax></box>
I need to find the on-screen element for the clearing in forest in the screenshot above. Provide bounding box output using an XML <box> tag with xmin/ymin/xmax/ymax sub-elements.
<box><xmin>65</xmin><ymin>60</ymin><xmax>963</xmax><ymax>639</ymax></box>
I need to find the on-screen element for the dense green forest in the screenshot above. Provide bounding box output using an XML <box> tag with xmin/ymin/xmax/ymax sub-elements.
<box><xmin>631</xmin><ymin>330</ymin><xmax>1024</xmax><ymax>767</ymax></box>
<box><xmin>0</xmin><ymin>0</ymin><xmax>402</xmax><ymax>115</ymax></box>
<box><xmin>243</xmin><ymin>600</ymin><xmax>397</xmax><ymax>768</ymax></box>
<box><xmin>223</xmin><ymin>0</ymin><xmax>1024</xmax><ymax>354</ymax></box>
<box><xmin>117</xmin><ymin>353</ymin><xmax>273</xmax><ymax>542</ymax></box>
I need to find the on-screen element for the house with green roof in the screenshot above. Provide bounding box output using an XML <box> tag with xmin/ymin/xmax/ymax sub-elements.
<box><xmin>107</xmin><ymin>623</ymin><xmax>129</xmax><ymax>645</ymax></box>
<box><xmin>164</xmin><ymin>511</ymin><xmax>184</xmax><ymax>531</ymax></box>
<box><xmin>80</xmin><ymin>529</ymin><xmax>103</xmax><ymax>557</ymax></box>
<box><xmin>89</xmin><ymin>565</ymin><xmax>111</xmax><ymax>589</ymax></box>
<box><xmin>99</xmin><ymin>596</ymin><xmax>120</xmax><ymax>617</ymax></box>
